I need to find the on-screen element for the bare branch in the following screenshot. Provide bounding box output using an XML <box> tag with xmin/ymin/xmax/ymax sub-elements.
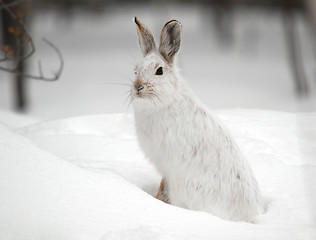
<box><xmin>0</xmin><ymin>0</ymin><xmax>64</xmax><ymax>81</ymax></box>
<box><xmin>0</xmin><ymin>38</ymin><xmax>64</xmax><ymax>81</ymax></box>
<box><xmin>0</xmin><ymin>1</ymin><xmax>35</xmax><ymax>63</ymax></box>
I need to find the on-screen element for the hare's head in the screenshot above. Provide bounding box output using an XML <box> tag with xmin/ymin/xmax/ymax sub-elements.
<box><xmin>132</xmin><ymin>17</ymin><xmax>182</xmax><ymax>110</ymax></box>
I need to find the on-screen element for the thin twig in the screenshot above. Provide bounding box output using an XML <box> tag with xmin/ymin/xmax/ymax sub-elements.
<box><xmin>0</xmin><ymin>38</ymin><xmax>64</xmax><ymax>81</ymax></box>
<box><xmin>37</xmin><ymin>60</ymin><xmax>43</xmax><ymax>78</ymax></box>
<box><xmin>42</xmin><ymin>37</ymin><xmax>64</xmax><ymax>80</ymax></box>
<box><xmin>0</xmin><ymin>1</ymin><xmax>64</xmax><ymax>81</ymax></box>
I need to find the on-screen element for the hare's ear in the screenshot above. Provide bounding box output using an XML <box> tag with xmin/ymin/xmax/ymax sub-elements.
<box><xmin>134</xmin><ymin>17</ymin><xmax>156</xmax><ymax>56</ymax></box>
<box><xmin>159</xmin><ymin>20</ymin><xmax>182</xmax><ymax>65</ymax></box>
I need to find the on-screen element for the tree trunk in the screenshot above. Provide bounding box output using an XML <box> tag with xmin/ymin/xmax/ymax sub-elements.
<box><xmin>1</xmin><ymin>0</ymin><xmax>31</xmax><ymax>111</ymax></box>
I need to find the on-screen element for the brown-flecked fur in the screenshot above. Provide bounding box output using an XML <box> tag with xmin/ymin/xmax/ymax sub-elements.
<box><xmin>155</xmin><ymin>178</ymin><xmax>170</xmax><ymax>204</ymax></box>
<box><xmin>134</xmin><ymin>17</ymin><xmax>156</xmax><ymax>56</ymax></box>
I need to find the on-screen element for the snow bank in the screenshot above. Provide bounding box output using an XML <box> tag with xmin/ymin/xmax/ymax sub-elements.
<box><xmin>0</xmin><ymin>109</ymin><xmax>40</xmax><ymax>128</ymax></box>
<box><xmin>1</xmin><ymin>110</ymin><xmax>316</xmax><ymax>239</ymax></box>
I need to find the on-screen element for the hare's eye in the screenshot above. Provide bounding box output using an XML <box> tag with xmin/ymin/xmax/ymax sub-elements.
<box><xmin>155</xmin><ymin>67</ymin><xmax>163</xmax><ymax>75</ymax></box>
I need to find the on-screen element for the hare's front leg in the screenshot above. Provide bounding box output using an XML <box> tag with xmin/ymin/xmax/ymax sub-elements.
<box><xmin>155</xmin><ymin>178</ymin><xmax>170</xmax><ymax>204</ymax></box>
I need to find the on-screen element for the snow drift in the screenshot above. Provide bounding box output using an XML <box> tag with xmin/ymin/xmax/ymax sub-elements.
<box><xmin>0</xmin><ymin>110</ymin><xmax>315</xmax><ymax>239</ymax></box>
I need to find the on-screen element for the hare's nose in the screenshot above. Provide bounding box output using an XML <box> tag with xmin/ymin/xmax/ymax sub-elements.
<box><xmin>136</xmin><ymin>85</ymin><xmax>146</xmax><ymax>94</ymax></box>
<box><xmin>137</xmin><ymin>86</ymin><xmax>144</xmax><ymax>92</ymax></box>
<box><xmin>134</xmin><ymin>79</ymin><xmax>145</xmax><ymax>93</ymax></box>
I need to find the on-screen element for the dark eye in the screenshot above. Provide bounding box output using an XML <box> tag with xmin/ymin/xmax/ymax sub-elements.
<box><xmin>155</xmin><ymin>67</ymin><xmax>163</xmax><ymax>75</ymax></box>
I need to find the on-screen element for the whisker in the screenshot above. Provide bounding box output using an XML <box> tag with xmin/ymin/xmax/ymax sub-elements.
<box><xmin>126</xmin><ymin>48</ymin><xmax>138</xmax><ymax>65</ymax></box>
<box><xmin>152</xmin><ymin>93</ymin><xmax>164</xmax><ymax>105</ymax></box>
<box><xmin>120</xmin><ymin>89</ymin><xmax>132</xmax><ymax>98</ymax></box>
<box><xmin>94</xmin><ymin>82</ymin><xmax>131</xmax><ymax>87</ymax></box>
<box><xmin>122</xmin><ymin>89</ymin><xmax>132</xmax><ymax>95</ymax></box>
<box><xmin>151</xmin><ymin>96</ymin><xmax>157</xmax><ymax>107</ymax></box>
<box><xmin>120</xmin><ymin>40</ymin><xmax>139</xmax><ymax>65</ymax></box>
<box><xmin>151</xmin><ymin>82</ymin><xmax>169</xmax><ymax>87</ymax></box>
<box><xmin>115</xmin><ymin>72</ymin><xmax>134</xmax><ymax>84</ymax></box>
<box><xmin>127</xmin><ymin>96</ymin><xmax>134</xmax><ymax>109</ymax></box>
<box><xmin>118</xmin><ymin>55</ymin><xmax>137</xmax><ymax>66</ymax></box>
<box><xmin>123</xmin><ymin>92</ymin><xmax>132</xmax><ymax>106</ymax></box>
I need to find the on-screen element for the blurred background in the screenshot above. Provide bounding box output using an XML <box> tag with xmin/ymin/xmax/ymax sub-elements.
<box><xmin>1</xmin><ymin>0</ymin><xmax>316</xmax><ymax>128</ymax></box>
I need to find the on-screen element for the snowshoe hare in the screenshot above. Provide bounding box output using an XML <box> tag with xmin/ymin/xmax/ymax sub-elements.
<box><xmin>132</xmin><ymin>17</ymin><xmax>263</xmax><ymax>222</ymax></box>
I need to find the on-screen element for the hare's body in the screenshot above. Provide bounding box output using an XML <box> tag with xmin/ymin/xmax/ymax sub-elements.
<box><xmin>134</xmin><ymin>75</ymin><xmax>262</xmax><ymax>222</ymax></box>
<box><xmin>132</xmin><ymin>18</ymin><xmax>263</xmax><ymax>222</ymax></box>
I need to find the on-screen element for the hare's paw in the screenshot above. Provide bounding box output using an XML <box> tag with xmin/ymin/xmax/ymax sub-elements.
<box><xmin>155</xmin><ymin>178</ymin><xmax>170</xmax><ymax>204</ymax></box>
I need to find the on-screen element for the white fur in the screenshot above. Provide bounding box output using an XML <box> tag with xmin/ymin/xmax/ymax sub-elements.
<box><xmin>132</xmin><ymin>19</ymin><xmax>263</xmax><ymax>222</ymax></box>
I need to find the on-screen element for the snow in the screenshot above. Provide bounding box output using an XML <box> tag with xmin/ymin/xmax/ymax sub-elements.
<box><xmin>1</xmin><ymin>110</ymin><xmax>315</xmax><ymax>239</ymax></box>
<box><xmin>0</xmin><ymin>110</ymin><xmax>40</xmax><ymax>129</ymax></box>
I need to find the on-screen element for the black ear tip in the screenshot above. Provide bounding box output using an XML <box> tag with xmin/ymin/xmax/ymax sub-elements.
<box><xmin>134</xmin><ymin>16</ymin><xmax>140</xmax><ymax>26</ymax></box>
<box><xmin>164</xmin><ymin>19</ymin><xmax>181</xmax><ymax>27</ymax></box>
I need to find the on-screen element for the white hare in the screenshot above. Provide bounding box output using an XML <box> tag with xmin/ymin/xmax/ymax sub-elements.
<box><xmin>132</xmin><ymin>17</ymin><xmax>263</xmax><ymax>222</ymax></box>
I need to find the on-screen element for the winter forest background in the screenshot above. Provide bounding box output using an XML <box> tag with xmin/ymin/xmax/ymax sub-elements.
<box><xmin>1</xmin><ymin>0</ymin><xmax>316</xmax><ymax>127</ymax></box>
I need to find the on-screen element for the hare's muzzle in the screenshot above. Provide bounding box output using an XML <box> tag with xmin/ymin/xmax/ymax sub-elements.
<box><xmin>133</xmin><ymin>79</ymin><xmax>146</xmax><ymax>96</ymax></box>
